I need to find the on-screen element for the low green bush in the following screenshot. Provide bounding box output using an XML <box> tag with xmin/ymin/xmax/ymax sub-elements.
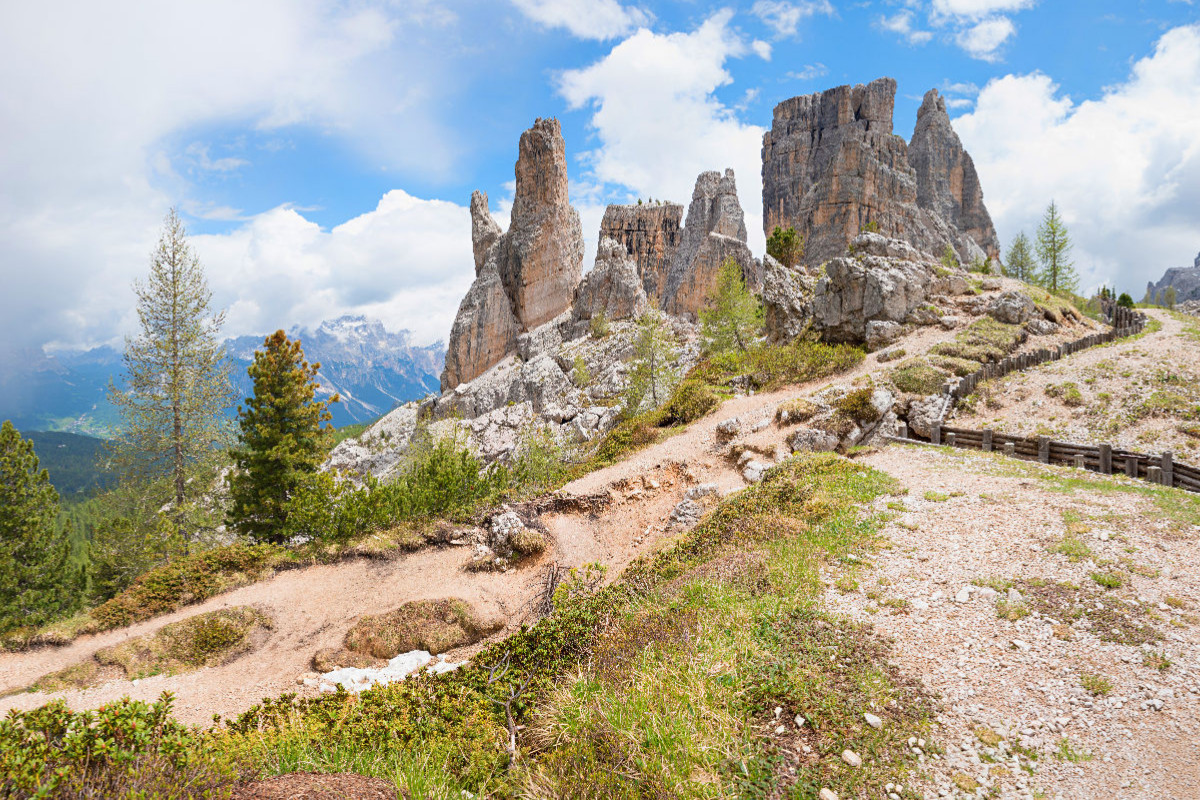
<box><xmin>657</xmin><ymin>379</ymin><xmax>719</xmax><ymax>426</ymax></box>
<box><xmin>889</xmin><ymin>358</ymin><xmax>948</xmax><ymax>395</ymax></box>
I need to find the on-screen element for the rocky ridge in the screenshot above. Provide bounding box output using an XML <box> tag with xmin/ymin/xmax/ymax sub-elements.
<box><xmin>598</xmin><ymin>203</ymin><xmax>683</xmax><ymax>303</ymax></box>
<box><xmin>1145</xmin><ymin>252</ymin><xmax>1200</xmax><ymax>304</ymax></box>
<box><xmin>762</xmin><ymin>78</ymin><xmax>1000</xmax><ymax>268</ymax></box>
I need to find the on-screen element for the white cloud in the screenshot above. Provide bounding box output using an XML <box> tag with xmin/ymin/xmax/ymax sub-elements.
<box><xmin>877</xmin><ymin>10</ymin><xmax>934</xmax><ymax>44</ymax></box>
<box><xmin>558</xmin><ymin>10</ymin><xmax>767</xmax><ymax>254</ymax></box>
<box><xmin>955</xmin><ymin>16</ymin><xmax>1016</xmax><ymax>61</ymax></box>
<box><xmin>0</xmin><ymin>0</ymin><xmax>469</xmax><ymax>366</ymax></box>
<box><xmin>787</xmin><ymin>63</ymin><xmax>829</xmax><ymax>81</ymax></box>
<box><xmin>752</xmin><ymin>39</ymin><xmax>773</xmax><ymax>60</ymax></box>
<box><xmin>931</xmin><ymin>0</ymin><xmax>1035</xmax><ymax>21</ymax></box>
<box><xmin>954</xmin><ymin>24</ymin><xmax>1200</xmax><ymax>298</ymax></box>
<box><xmin>751</xmin><ymin>1</ymin><xmax>835</xmax><ymax>38</ymax></box>
<box><xmin>510</xmin><ymin>0</ymin><xmax>650</xmax><ymax>40</ymax></box>
<box><xmin>193</xmin><ymin>191</ymin><xmax>473</xmax><ymax>346</ymax></box>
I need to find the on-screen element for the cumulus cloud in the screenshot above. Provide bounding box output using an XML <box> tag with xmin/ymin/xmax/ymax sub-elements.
<box><xmin>751</xmin><ymin>0</ymin><xmax>835</xmax><ymax>38</ymax></box>
<box><xmin>510</xmin><ymin>0</ymin><xmax>650</xmax><ymax>40</ymax></box>
<box><xmin>0</xmin><ymin>0</ymin><xmax>468</xmax><ymax>368</ymax></box>
<box><xmin>876</xmin><ymin>10</ymin><xmax>934</xmax><ymax>45</ymax></box>
<box><xmin>955</xmin><ymin>16</ymin><xmax>1015</xmax><ymax>60</ymax></box>
<box><xmin>953</xmin><ymin>24</ymin><xmax>1200</xmax><ymax>296</ymax></box>
<box><xmin>558</xmin><ymin>10</ymin><xmax>767</xmax><ymax>253</ymax></box>
<box><xmin>193</xmin><ymin>192</ymin><xmax>473</xmax><ymax>346</ymax></box>
<box><xmin>787</xmin><ymin>63</ymin><xmax>829</xmax><ymax>81</ymax></box>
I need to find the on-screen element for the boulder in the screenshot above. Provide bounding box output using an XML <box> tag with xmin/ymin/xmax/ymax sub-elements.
<box><xmin>906</xmin><ymin>394</ymin><xmax>947</xmax><ymax>438</ymax></box>
<box><xmin>598</xmin><ymin>203</ymin><xmax>683</xmax><ymax>303</ymax></box>
<box><xmin>811</xmin><ymin>236</ymin><xmax>935</xmax><ymax>343</ymax></box>
<box><xmin>762</xmin><ymin>254</ymin><xmax>815</xmax><ymax>344</ymax></box>
<box><xmin>663</xmin><ymin>169</ymin><xmax>759</xmax><ymax>318</ymax></box>
<box><xmin>987</xmin><ymin>290</ymin><xmax>1036</xmax><ymax>325</ymax></box>
<box><xmin>865</xmin><ymin>320</ymin><xmax>903</xmax><ymax>350</ymax></box>
<box><xmin>573</xmin><ymin>238</ymin><xmax>648</xmax><ymax>322</ymax></box>
<box><xmin>787</xmin><ymin>427</ymin><xmax>840</xmax><ymax>453</ymax></box>
<box><xmin>1026</xmin><ymin>317</ymin><xmax>1060</xmax><ymax>336</ymax></box>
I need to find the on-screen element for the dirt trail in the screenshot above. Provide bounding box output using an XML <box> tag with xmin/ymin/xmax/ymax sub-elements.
<box><xmin>0</xmin><ymin>295</ymin><xmax>1120</xmax><ymax>729</ymax></box>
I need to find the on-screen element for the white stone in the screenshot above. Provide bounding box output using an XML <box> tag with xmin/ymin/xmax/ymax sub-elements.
<box><xmin>819</xmin><ymin>789</ymin><xmax>839</xmax><ymax>800</ymax></box>
<box><xmin>955</xmin><ymin>587</ymin><xmax>973</xmax><ymax>603</ymax></box>
<box><xmin>841</xmin><ymin>749</ymin><xmax>863</xmax><ymax>767</ymax></box>
<box><xmin>864</xmin><ymin>712</ymin><xmax>883</xmax><ymax>729</ymax></box>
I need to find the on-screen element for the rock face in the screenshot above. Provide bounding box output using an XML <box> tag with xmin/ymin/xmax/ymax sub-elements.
<box><xmin>762</xmin><ymin>254</ymin><xmax>815</xmax><ymax>343</ymax></box>
<box><xmin>663</xmin><ymin>169</ymin><xmax>760</xmax><ymax>318</ymax></box>
<box><xmin>470</xmin><ymin>190</ymin><xmax>502</xmax><ymax>274</ymax></box>
<box><xmin>599</xmin><ymin>203</ymin><xmax>684</xmax><ymax>303</ymax></box>
<box><xmin>762</xmin><ymin>77</ymin><xmax>998</xmax><ymax>267</ymax></box>
<box><xmin>1145</xmin><ymin>253</ymin><xmax>1200</xmax><ymax>304</ymax></box>
<box><xmin>573</xmin><ymin>238</ymin><xmax>648</xmax><ymax>323</ymax></box>
<box><xmin>442</xmin><ymin>119</ymin><xmax>584</xmax><ymax>391</ymax></box>
<box><xmin>908</xmin><ymin>90</ymin><xmax>1001</xmax><ymax>262</ymax></box>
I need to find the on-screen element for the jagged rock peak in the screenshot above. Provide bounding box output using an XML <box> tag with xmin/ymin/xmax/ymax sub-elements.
<box><xmin>908</xmin><ymin>89</ymin><xmax>1001</xmax><ymax>262</ymax></box>
<box><xmin>762</xmin><ymin>77</ymin><xmax>997</xmax><ymax>267</ymax></box>
<box><xmin>663</xmin><ymin>168</ymin><xmax>759</xmax><ymax>318</ymax></box>
<box><xmin>599</xmin><ymin>202</ymin><xmax>683</xmax><ymax>304</ymax></box>
<box><xmin>573</xmin><ymin>238</ymin><xmax>647</xmax><ymax>323</ymax></box>
<box><xmin>441</xmin><ymin>118</ymin><xmax>583</xmax><ymax>392</ymax></box>
<box><xmin>470</xmin><ymin>190</ymin><xmax>502</xmax><ymax>274</ymax></box>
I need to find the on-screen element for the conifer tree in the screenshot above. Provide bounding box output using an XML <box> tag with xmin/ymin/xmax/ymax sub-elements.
<box><xmin>699</xmin><ymin>258</ymin><xmax>764</xmax><ymax>355</ymax></box>
<box><xmin>623</xmin><ymin>310</ymin><xmax>679</xmax><ymax>415</ymax></box>
<box><xmin>0</xmin><ymin>421</ymin><xmax>75</xmax><ymax>634</ymax></box>
<box><xmin>766</xmin><ymin>226</ymin><xmax>804</xmax><ymax>268</ymax></box>
<box><xmin>108</xmin><ymin>208</ymin><xmax>233</xmax><ymax>546</ymax></box>
<box><xmin>228</xmin><ymin>331</ymin><xmax>337</xmax><ymax>543</ymax></box>
<box><xmin>1004</xmin><ymin>232</ymin><xmax>1037</xmax><ymax>283</ymax></box>
<box><xmin>1035</xmin><ymin>201</ymin><xmax>1079</xmax><ymax>294</ymax></box>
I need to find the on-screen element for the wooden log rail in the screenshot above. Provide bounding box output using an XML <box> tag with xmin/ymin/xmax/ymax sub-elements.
<box><xmin>896</xmin><ymin>421</ymin><xmax>1196</xmax><ymax>495</ymax></box>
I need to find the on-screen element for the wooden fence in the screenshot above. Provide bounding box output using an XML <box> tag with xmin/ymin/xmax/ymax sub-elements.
<box><xmin>894</xmin><ymin>423</ymin><xmax>1198</xmax><ymax>494</ymax></box>
<box><xmin>896</xmin><ymin>305</ymin><xmax>1190</xmax><ymax>492</ymax></box>
<box><xmin>942</xmin><ymin>305</ymin><xmax>1146</xmax><ymax>400</ymax></box>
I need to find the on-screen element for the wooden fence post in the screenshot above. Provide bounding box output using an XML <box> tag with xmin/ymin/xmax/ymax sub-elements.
<box><xmin>1162</xmin><ymin>452</ymin><xmax>1173</xmax><ymax>487</ymax></box>
<box><xmin>1099</xmin><ymin>444</ymin><xmax>1112</xmax><ymax>475</ymax></box>
<box><xmin>1038</xmin><ymin>436</ymin><xmax>1051</xmax><ymax>463</ymax></box>
<box><xmin>982</xmin><ymin>430</ymin><xmax>993</xmax><ymax>453</ymax></box>
<box><xmin>1126</xmin><ymin>456</ymin><xmax>1138</xmax><ymax>478</ymax></box>
<box><xmin>1074</xmin><ymin>454</ymin><xmax>1085</xmax><ymax>469</ymax></box>
<box><xmin>1004</xmin><ymin>442</ymin><xmax>1015</xmax><ymax>457</ymax></box>
<box><xmin>897</xmin><ymin>422</ymin><xmax>908</xmax><ymax>440</ymax></box>
<box><xmin>1148</xmin><ymin>465</ymin><xmax>1163</xmax><ymax>485</ymax></box>
<box><xmin>931</xmin><ymin>422</ymin><xmax>941</xmax><ymax>446</ymax></box>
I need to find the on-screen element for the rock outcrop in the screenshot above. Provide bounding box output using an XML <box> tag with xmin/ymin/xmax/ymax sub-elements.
<box><xmin>762</xmin><ymin>78</ymin><xmax>998</xmax><ymax>267</ymax></box>
<box><xmin>599</xmin><ymin>203</ymin><xmax>683</xmax><ymax>303</ymax></box>
<box><xmin>470</xmin><ymin>190</ymin><xmax>502</xmax><ymax>273</ymax></box>
<box><xmin>1145</xmin><ymin>252</ymin><xmax>1200</xmax><ymax>304</ymax></box>
<box><xmin>442</xmin><ymin>119</ymin><xmax>584</xmax><ymax>391</ymax></box>
<box><xmin>762</xmin><ymin>254</ymin><xmax>815</xmax><ymax>343</ymax></box>
<box><xmin>573</xmin><ymin>238</ymin><xmax>647</xmax><ymax>323</ymax></box>
<box><xmin>908</xmin><ymin>90</ymin><xmax>1001</xmax><ymax>263</ymax></box>
<box><xmin>663</xmin><ymin>169</ymin><xmax>760</xmax><ymax>318</ymax></box>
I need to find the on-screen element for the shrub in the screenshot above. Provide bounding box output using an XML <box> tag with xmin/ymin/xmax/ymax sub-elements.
<box><xmin>571</xmin><ymin>355</ymin><xmax>591</xmax><ymax>388</ymax></box>
<box><xmin>0</xmin><ymin>693</ymin><xmax>239</xmax><ymax>797</ymax></box>
<box><xmin>658</xmin><ymin>379</ymin><xmax>719</xmax><ymax>426</ymax></box>
<box><xmin>930</xmin><ymin>317</ymin><xmax>1024</xmax><ymax>364</ymax></box>
<box><xmin>589</xmin><ymin>309</ymin><xmax>611</xmax><ymax>339</ymax></box>
<box><xmin>834</xmin><ymin>387</ymin><xmax>882</xmax><ymax>423</ymax></box>
<box><xmin>511</xmin><ymin>425</ymin><xmax>578</xmax><ymax>497</ymax></box>
<box><xmin>889</xmin><ymin>359</ymin><xmax>948</xmax><ymax>395</ymax></box>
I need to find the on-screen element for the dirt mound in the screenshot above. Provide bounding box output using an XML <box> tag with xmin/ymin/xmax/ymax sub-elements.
<box><xmin>232</xmin><ymin>772</ymin><xmax>399</xmax><ymax>800</ymax></box>
<box><xmin>343</xmin><ymin>598</ymin><xmax>503</xmax><ymax>659</ymax></box>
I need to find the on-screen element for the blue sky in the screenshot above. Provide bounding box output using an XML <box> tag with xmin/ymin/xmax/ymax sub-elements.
<box><xmin>1</xmin><ymin>0</ymin><xmax>1198</xmax><ymax>365</ymax></box>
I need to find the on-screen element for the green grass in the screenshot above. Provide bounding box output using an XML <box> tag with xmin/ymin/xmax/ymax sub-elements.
<box><xmin>889</xmin><ymin>358</ymin><xmax>947</xmax><ymax>395</ymax></box>
<box><xmin>1052</xmin><ymin>737</ymin><xmax>1093</xmax><ymax>763</ymax></box>
<box><xmin>1089</xmin><ymin>571</ymin><xmax>1124</xmax><ymax>589</ymax></box>
<box><xmin>1080</xmin><ymin>673</ymin><xmax>1112</xmax><ymax>696</ymax></box>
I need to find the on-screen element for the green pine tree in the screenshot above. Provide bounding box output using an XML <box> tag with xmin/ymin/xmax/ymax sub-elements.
<box><xmin>699</xmin><ymin>257</ymin><xmax>764</xmax><ymax>355</ymax></box>
<box><xmin>0</xmin><ymin>421</ymin><xmax>76</xmax><ymax>634</ymax></box>
<box><xmin>766</xmin><ymin>226</ymin><xmax>804</xmax><ymax>268</ymax></box>
<box><xmin>623</xmin><ymin>310</ymin><xmax>680</xmax><ymax>415</ymax></box>
<box><xmin>1004</xmin><ymin>232</ymin><xmax>1037</xmax><ymax>283</ymax></box>
<box><xmin>227</xmin><ymin>331</ymin><xmax>338</xmax><ymax>543</ymax></box>
<box><xmin>1117</xmin><ymin>293</ymin><xmax>1135</xmax><ymax>309</ymax></box>
<box><xmin>1035</xmin><ymin>201</ymin><xmax>1079</xmax><ymax>294</ymax></box>
<box><xmin>107</xmin><ymin>208</ymin><xmax>233</xmax><ymax>549</ymax></box>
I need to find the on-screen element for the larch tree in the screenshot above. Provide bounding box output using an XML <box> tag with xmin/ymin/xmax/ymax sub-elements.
<box><xmin>0</xmin><ymin>421</ymin><xmax>76</xmax><ymax>633</ymax></box>
<box><xmin>623</xmin><ymin>309</ymin><xmax>679</xmax><ymax>415</ymax></box>
<box><xmin>766</xmin><ymin>226</ymin><xmax>804</xmax><ymax>268</ymax></box>
<box><xmin>227</xmin><ymin>331</ymin><xmax>337</xmax><ymax>543</ymax></box>
<box><xmin>1035</xmin><ymin>201</ymin><xmax>1079</xmax><ymax>294</ymax></box>
<box><xmin>699</xmin><ymin>258</ymin><xmax>764</xmax><ymax>355</ymax></box>
<box><xmin>107</xmin><ymin>208</ymin><xmax>233</xmax><ymax>548</ymax></box>
<box><xmin>1004</xmin><ymin>232</ymin><xmax>1037</xmax><ymax>283</ymax></box>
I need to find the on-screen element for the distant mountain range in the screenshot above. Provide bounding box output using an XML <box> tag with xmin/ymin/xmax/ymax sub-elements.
<box><xmin>1145</xmin><ymin>251</ymin><xmax>1200</xmax><ymax>305</ymax></box>
<box><xmin>0</xmin><ymin>316</ymin><xmax>444</xmax><ymax>435</ymax></box>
